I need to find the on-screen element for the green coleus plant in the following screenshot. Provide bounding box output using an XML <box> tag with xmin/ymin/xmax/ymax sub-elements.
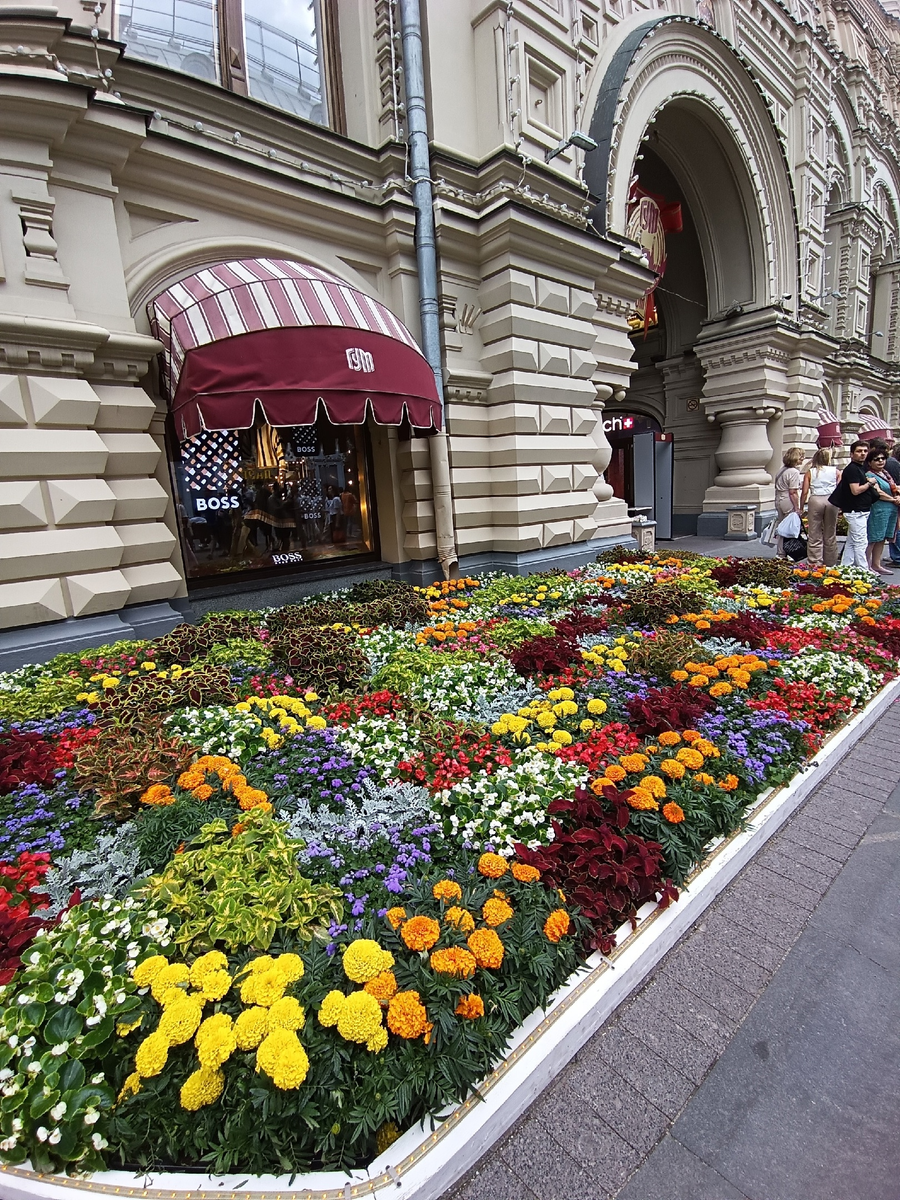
<box><xmin>145</xmin><ymin>810</ymin><xmax>344</xmax><ymax>953</ymax></box>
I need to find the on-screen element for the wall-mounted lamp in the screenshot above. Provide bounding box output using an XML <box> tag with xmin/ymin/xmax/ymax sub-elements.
<box><xmin>545</xmin><ymin>130</ymin><xmax>599</xmax><ymax>162</ymax></box>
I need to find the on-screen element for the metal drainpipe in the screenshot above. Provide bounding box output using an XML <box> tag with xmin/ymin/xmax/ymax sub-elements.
<box><xmin>397</xmin><ymin>0</ymin><xmax>459</xmax><ymax>580</ymax></box>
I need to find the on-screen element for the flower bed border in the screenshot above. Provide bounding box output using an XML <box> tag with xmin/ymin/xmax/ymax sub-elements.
<box><xmin>2</xmin><ymin>675</ymin><xmax>897</xmax><ymax>1200</ymax></box>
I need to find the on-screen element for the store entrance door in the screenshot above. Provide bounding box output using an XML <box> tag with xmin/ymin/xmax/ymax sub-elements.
<box><xmin>604</xmin><ymin>413</ymin><xmax>674</xmax><ymax>539</ymax></box>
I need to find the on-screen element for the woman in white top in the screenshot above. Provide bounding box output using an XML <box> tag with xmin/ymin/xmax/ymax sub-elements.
<box><xmin>801</xmin><ymin>447</ymin><xmax>841</xmax><ymax>566</ymax></box>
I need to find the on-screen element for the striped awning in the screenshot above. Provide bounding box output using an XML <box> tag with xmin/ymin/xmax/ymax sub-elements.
<box><xmin>148</xmin><ymin>259</ymin><xmax>441</xmax><ymax>439</ymax></box>
<box><xmin>859</xmin><ymin>412</ymin><xmax>893</xmax><ymax>442</ymax></box>
<box><xmin>817</xmin><ymin>406</ymin><xmax>841</xmax><ymax>448</ymax></box>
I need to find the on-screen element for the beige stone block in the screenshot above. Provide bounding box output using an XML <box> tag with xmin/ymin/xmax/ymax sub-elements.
<box><xmin>492</xmin><ymin>524</ymin><xmax>543</xmax><ymax>553</ymax></box>
<box><xmin>488</xmin><ymin>372</ymin><xmax>596</xmax><ymax>407</ymax></box>
<box><xmin>66</xmin><ymin>569</ymin><xmax>131</xmax><ymax>617</ymax></box>
<box><xmin>484</xmin><ymin>404</ymin><xmax>541</xmax><ymax>436</ymax></box>
<box><xmin>571</xmin><ymin>407</ymin><xmax>598</xmax><ymax>435</ymax></box>
<box><xmin>0</xmin><ymin>527</ymin><xmax>123</xmax><ymax>582</ymax></box>
<box><xmin>446</xmin><ymin>407</ymin><xmax>491</xmax><ymax>437</ymax></box>
<box><xmin>120</xmin><ymin>561</ymin><xmax>183</xmax><ymax>604</ymax></box>
<box><xmin>0</xmin><ymin>482</ymin><xmax>47</xmax><ymax>529</ymax></box>
<box><xmin>570</xmin><ymin>287</ymin><xmax>596</xmax><ymax>319</ymax></box>
<box><xmin>0</xmin><ymin>429</ymin><xmax>108</xmax><ymax>478</ymax></box>
<box><xmin>0</xmin><ymin>377</ymin><xmax>27</xmax><ymax>427</ymax></box>
<box><xmin>538</xmin><ymin>344</ymin><xmax>571</xmax><ymax>376</ymax></box>
<box><xmin>540</xmin><ymin>405</ymin><xmax>571</xmax><ymax>434</ymax></box>
<box><xmin>115</xmin><ymin>522</ymin><xmax>177</xmax><ymax>566</ymax></box>
<box><xmin>480</xmin><ymin>434</ymin><xmax>592</xmax><ymax>468</ymax></box>
<box><xmin>402</xmin><ymin>499</ymin><xmax>435</xmax><ymax>532</ymax></box>
<box><xmin>99</xmin><ymin>433</ymin><xmax>161</xmax><ymax>476</ymax></box>
<box><xmin>573</xmin><ymin>516</ymin><xmax>598</xmax><ymax>542</ymax></box>
<box><xmin>481</xmin><ymin>338</ymin><xmax>539</xmax><ymax>374</ymax></box>
<box><xmin>488</xmin><ymin>465</ymin><xmax>542</xmax><ymax>495</ymax></box>
<box><xmin>0</xmin><ymin>577</ymin><xmax>68</xmax><ymax>630</ymax></box>
<box><xmin>542</xmin><ymin>464</ymin><xmax>573</xmax><ymax>493</ymax></box>
<box><xmin>48</xmin><ymin>479</ymin><xmax>117</xmax><ymax>526</ymax></box>
<box><xmin>570</xmin><ymin>348</ymin><xmax>597</xmax><ymax>379</ymax></box>
<box><xmin>572</xmin><ymin>462</ymin><xmax>599</xmax><ymax>493</ymax></box>
<box><xmin>479</xmin><ymin>269</ymin><xmax>536</xmax><ymax>313</ymax></box>
<box><xmin>478</xmin><ymin>304</ymin><xmax>596</xmax><ymax>350</ymax></box>
<box><xmin>108</xmin><ymin>477</ymin><xmax>169</xmax><ymax>522</ymax></box>
<box><xmin>536</xmin><ymin>277</ymin><xmax>569</xmax><ymax>314</ymax></box>
<box><xmin>27</xmin><ymin>377</ymin><xmax>100</xmax><ymax>428</ymax></box>
<box><xmin>400</xmin><ymin>468</ymin><xmax>434</xmax><ymax>502</ymax></box>
<box><xmin>543</xmin><ymin>519</ymin><xmax>575</xmax><ymax>546</ymax></box>
<box><xmin>455</xmin><ymin>526</ymin><xmax>494</xmax><ymax>555</ymax></box>
<box><xmin>93</xmin><ymin>385</ymin><xmax>159</xmax><ymax>432</ymax></box>
<box><xmin>402</xmin><ymin>530</ymin><xmax>438</xmax><ymax>557</ymax></box>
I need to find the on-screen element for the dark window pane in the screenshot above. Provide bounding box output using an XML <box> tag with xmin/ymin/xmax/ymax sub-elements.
<box><xmin>172</xmin><ymin>417</ymin><xmax>374</xmax><ymax>580</ymax></box>
<box><xmin>117</xmin><ymin>0</ymin><xmax>220</xmax><ymax>83</ymax></box>
<box><xmin>243</xmin><ymin>0</ymin><xmax>327</xmax><ymax>125</ymax></box>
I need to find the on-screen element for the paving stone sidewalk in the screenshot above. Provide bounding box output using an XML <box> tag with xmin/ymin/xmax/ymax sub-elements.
<box><xmin>444</xmin><ymin>699</ymin><xmax>900</xmax><ymax>1200</ymax></box>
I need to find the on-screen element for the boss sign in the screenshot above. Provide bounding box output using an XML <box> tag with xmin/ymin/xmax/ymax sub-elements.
<box><xmin>345</xmin><ymin>347</ymin><xmax>375</xmax><ymax>372</ymax></box>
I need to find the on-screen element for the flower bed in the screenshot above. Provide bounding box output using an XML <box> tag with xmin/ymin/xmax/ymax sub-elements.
<box><xmin>0</xmin><ymin>557</ymin><xmax>894</xmax><ymax>1180</ymax></box>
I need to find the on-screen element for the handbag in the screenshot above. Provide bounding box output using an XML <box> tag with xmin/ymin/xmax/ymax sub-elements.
<box><xmin>776</xmin><ymin>511</ymin><xmax>802</xmax><ymax>538</ymax></box>
<box><xmin>782</xmin><ymin>534</ymin><xmax>808</xmax><ymax>562</ymax></box>
<box><xmin>760</xmin><ymin>516</ymin><xmax>778</xmax><ymax>547</ymax></box>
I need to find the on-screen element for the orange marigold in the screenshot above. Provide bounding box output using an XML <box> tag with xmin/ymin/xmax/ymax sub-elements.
<box><xmin>235</xmin><ymin>785</ymin><xmax>270</xmax><ymax>812</ymax></box>
<box><xmin>467</xmin><ymin>928</ymin><xmax>504</xmax><ymax>969</ymax></box>
<box><xmin>638</xmin><ymin>774</ymin><xmax>667</xmax><ymax>799</ymax></box>
<box><xmin>231</xmin><ymin>822</ymin><xmax>246</xmax><ymax>837</ymax></box>
<box><xmin>191</xmin><ymin>784</ymin><xmax>214</xmax><ymax>802</ymax></box>
<box><xmin>619</xmin><ymin>754</ymin><xmax>649</xmax><ymax>773</ymax></box>
<box><xmin>364</xmin><ymin>971</ymin><xmax>398</xmax><ymax>1003</ymax></box>
<box><xmin>482</xmin><ymin>897</ymin><xmax>514</xmax><ymax>927</ymax></box>
<box><xmin>429</xmin><ymin>948</ymin><xmax>477</xmax><ymax>978</ymax></box>
<box><xmin>386</xmin><ymin>907</ymin><xmax>407</xmax><ymax>930</ymax></box>
<box><xmin>675</xmin><ymin>747</ymin><xmax>704</xmax><ymax>769</ymax></box>
<box><xmin>709</xmin><ymin>682</ymin><xmax>733</xmax><ymax>699</ymax></box>
<box><xmin>718</xmin><ymin>774</ymin><xmax>740</xmax><ymax>792</ymax></box>
<box><xmin>387</xmin><ymin>990</ymin><xmax>429</xmax><ymax>1039</ymax></box>
<box><xmin>455</xmin><ymin>993</ymin><xmax>485</xmax><ymax>1020</ymax></box>
<box><xmin>659</xmin><ymin>758</ymin><xmax>686</xmax><ymax>780</ymax></box>
<box><xmin>694</xmin><ymin>738</ymin><xmax>719</xmax><ymax>758</ymax></box>
<box><xmin>605</xmin><ymin>765</ymin><xmax>627</xmax><ymax>783</ymax></box>
<box><xmin>657</xmin><ymin>731</ymin><xmax>682</xmax><ymax>747</ymax></box>
<box><xmin>662</xmin><ymin>802</ymin><xmax>685</xmax><ymax>824</ymax></box>
<box><xmin>432</xmin><ymin>879</ymin><xmax>463</xmax><ymax>903</ymax></box>
<box><xmin>140</xmin><ymin>784</ymin><xmax>174</xmax><ymax>806</ymax></box>
<box><xmin>401</xmin><ymin>915</ymin><xmax>441</xmax><ymax>951</ymax></box>
<box><xmin>543</xmin><ymin>909</ymin><xmax>571</xmax><ymax>943</ymax></box>
<box><xmin>626</xmin><ymin>787</ymin><xmax>659</xmax><ymax>811</ymax></box>
<box><xmin>590</xmin><ymin>777</ymin><xmax>613</xmax><ymax>795</ymax></box>
<box><xmin>177</xmin><ymin>770</ymin><xmax>204</xmax><ymax>790</ymax></box>
<box><xmin>221</xmin><ymin>772</ymin><xmax>248</xmax><ymax>793</ymax></box>
<box><xmin>511</xmin><ymin>862</ymin><xmax>541</xmax><ymax>883</ymax></box>
<box><xmin>477</xmin><ymin>852</ymin><xmax>508</xmax><ymax>879</ymax></box>
<box><xmin>682</xmin><ymin>729</ymin><xmax>702</xmax><ymax>743</ymax></box>
<box><xmin>693</xmin><ymin>772</ymin><xmax>716</xmax><ymax>786</ymax></box>
<box><xmin>444</xmin><ymin>906</ymin><xmax>475</xmax><ymax>934</ymax></box>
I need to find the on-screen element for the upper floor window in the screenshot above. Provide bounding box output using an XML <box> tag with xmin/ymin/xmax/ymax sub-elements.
<box><xmin>116</xmin><ymin>0</ymin><xmax>331</xmax><ymax>127</ymax></box>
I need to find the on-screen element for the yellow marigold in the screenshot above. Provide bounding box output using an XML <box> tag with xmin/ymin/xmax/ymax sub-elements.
<box><xmin>444</xmin><ymin>905</ymin><xmax>476</xmax><ymax>934</ymax></box>
<box><xmin>432</xmin><ymin>879</ymin><xmax>463</xmax><ymax>903</ymax></box>
<box><xmin>619</xmin><ymin>754</ymin><xmax>649</xmax><ymax>772</ymax></box>
<box><xmin>134</xmin><ymin>1031</ymin><xmax>169</xmax><ymax>1078</ymax></box>
<box><xmin>605</xmin><ymin>765</ymin><xmax>627</xmax><ymax>783</ymax></box>
<box><xmin>132</xmin><ymin>954</ymin><xmax>168</xmax><ymax>989</ymax></box>
<box><xmin>117</xmin><ymin>1072</ymin><xmax>141</xmax><ymax>1102</ymax></box>
<box><xmin>627</xmin><ymin>786</ymin><xmax>659</xmax><ymax>811</ymax></box>
<box><xmin>386</xmin><ymin>906</ymin><xmax>407</xmax><ymax>930</ymax></box>
<box><xmin>511</xmin><ymin>862</ymin><xmax>541</xmax><ymax>883</ymax></box>
<box><xmin>659</xmin><ymin>758</ymin><xmax>686</xmax><ymax>780</ymax></box>
<box><xmin>240</xmin><ymin>966</ymin><xmax>287</xmax><ymax>1008</ymax></box>
<box><xmin>657</xmin><ymin>731</ymin><xmax>682</xmax><ymax>746</ymax></box>
<box><xmin>367</xmin><ymin>1026</ymin><xmax>389</xmax><ymax>1053</ymax></box>
<box><xmin>233</xmin><ymin>1006</ymin><xmax>269</xmax><ymax>1050</ymax></box>
<box><xmin>317</xmin><ymin>991</ymin><xmax>346</xmax><ymax>1029</ymax></box>
<box><xmin>662</xmin><ymin>802</ymin><xmax>685</xmax><ymax>824</ymax></box>
<box><xmin>482</xmin><ymin>897</ymin><xmax>514</xmax><ymax>927</ymax></box>
<box><xmin>401</xmin><ymin>915</ymin><xmax>441</xmax><ymax>951</ymax></box>
<box><xmin>551</xmin><ymin>729</ymin><xmax>573</xmax><ymax>746</ymax></box>
<box><xmin>477</xmin><ymin>852</ymin><xmax>509</xmax><ymax>879</ymax></box>
<box><xmin>387</xmin><ymin>990</ymin><xmax>429</xmax><ymax>1039</ymax></box>
<box><xmin>180</xmin><ymin>1066</ymin><xmax>224</xmax><ymax>1111</ymax></box>
<box><xmin>189</xmin><ymin>951</ymin><xmax>228</xmax><ymax>986</ymax></box>
<box><xmin>456</xmin><ymin>993</ymin><xmax>485</xmax><ymax>1020</ymax></box>
<box><xmin>675</xmin><ymin>747</ymin><xmax>705</xmax><ymax>769</ymax></box>
<box><xmin>198</xmin><ymin>969</ymin><xmax>232</xmax><ymax>1002</ymax></box>
<box><xmin>140</xmin><ymin>783</ymin><xmax>174</xmax><ymax>807</ymax></box>
<box><xmin>150</xmin><ymin>962</ymin><xmax>190</xmax><ymax>1003</ymax></box>
<box><xmin>116</xmin><ymin>1016</ymin><xmax>143</xmax><ymax>1037</ymax></box>
<box><xmin>429</xmin><ymin>947</ymin><xmax>477</xmax><ymax>978</ymax></box>
<box><xmin>342</xmin><ymin>939</ymin><xmax>395</xmax><ymax>984</ymax></box>
<box><xmin>543</xmin><ymin>909</ymin><xmax>571</xmax><ymax>944</ymax></box>
<box><xmin>245</xmin><ymin>954</ymin><xmax>274</xmax><ymax>973</ymax></box>
<box><xmin>266</xmin><ymin>995</ymin><xmax>306</xmax><ymax>1032</ymax></box>
<box><xmin>195</xmin><ymin>1014</ymin><xmax>237</xmax><ymax>1069</ymax></box>
<box><xmin>709</xmin><ymin>682</ymin><xmax>733</xmax><ymax>698</ymax></box>
<box><xmin>638</xmin><ymin>775</ymin><xmax>667</xmax><ymax>799</ymax></box>
<box><xmin>272</xmin><ymin>953</ymin><xmax>304</xmax><ymax>983</ymax></box>
<box><xmin>467</xmin><ymin>928</ymin><xmax>504</xmax><ymax>970</ymax></box>
<box><xmin>364</xmin><ymin>970</ymin><xmax>398</xmax><ymax>1003</ymax></box>
<box><xmin>586</xmin><ymin>698</ymin><xmax>608</xmax><ymax>715</ymax></box>
<box><xmin>191</xmin><ymin>784</ymin><xmax>214</xmax><ymax>802</ymax></box>
<box><xmin>694</xmin><ymin>739</ymin><xmax>720</xmax><ymax>758</ymax></box>
<box><xmin>256</xmin><ymin>1028</ymin><xmax>310</xmax><ymax>1089</ymax></box>
<box><xmin>158</xmin><ymin>996</ymin><xmax>204</xmax><ymax>1046</ymax></box>
<box><xmin>336</xmin><ymin>991</ymin><xmax>385</xmax><ymax>1044</ymax></box>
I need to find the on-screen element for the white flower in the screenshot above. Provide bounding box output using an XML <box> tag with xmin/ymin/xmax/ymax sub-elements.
<box><xmin>49</xmin><ymin>1041</ymin><xmax>69</xmax><ymax>1056</ymax></box>
<box><xmin>91</xmin><ymin>1133</ymin><xmax>108</xmax><ymax>1151</ymax></box>
<box><xmin>11</xmin><ymin>1119</ymin><xmax>21</xmax><ymax>1133</ymax></box>
<box><xmin>91</xmin><ymin>1073</ymin><xmax>104</xmax><ymax>1085</ymax></box>
<box><xmin>101</xmin><ymin>965</ymin><xmax>113</xmax><ymax>978</ymax></box>
<box><xmin>7</xmin><ymin>1036</ymin><xmax>17</xmax><ymax>1049</ymax></box>
<box><xmin>48</xmin><ymin>1129</ymin><xmax>61</xmax><ymax>1145</ymax></box>
<box><xmin>83</xmin><ymin>1109</ymin><xmax>100</xmax><ymax>1126</ymax></box>
<box><xmin>25</xmin><ymin>1061</ymin><xmax>40</xmax><ymax>1076</ymax></box>
<box><xmin>0</xmin><ymin>1136</ymin><xmax>18</xmax><ymax>1152</ymax></box>
<box><xmin>0</xmin><ymin>1069</ymin><xmax>12</xmax><ymax>1083</ymax></box>
<box><xmin>50</xmin><ymin>1102</ymin><xmax>67</xmax><ymax>1121</ymax></box>
<box><xmin>35</xmin><ymin>1127</ymin><xmax>49</xmax><ymax>1143</ymax></box>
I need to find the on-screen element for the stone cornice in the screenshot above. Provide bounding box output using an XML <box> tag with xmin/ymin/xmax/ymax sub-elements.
<box><xmin>0</xmin><ymin>313</ymin><xmax>160</xmax><ymax>380</ymax></box>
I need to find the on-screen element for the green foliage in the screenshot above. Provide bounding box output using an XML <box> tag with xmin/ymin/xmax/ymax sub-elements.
<box><xmin>268</xmin><ymin>626</ymin><xmax>368</xmax><ymax>694</ymax></box>
<box><xmin>133</xmin><ymin>793</ymin><xmax>242</xmax><ymax>873</ymax></box>
<box><xmin>370</xmin><ymin>647</ymin><xmax>441</xmax><ymax>693</ymax></box>
<box><xmin>618</xmin><ymin>582</ymin><xmax>709</xmax><ymax>627</ymax></box>
<box><xmin>145</xmin><ymin>810</ymin><xmax>344</xmax><ymax>953</ymax></box>
<box><xmin>148</xmin><ymin>617</ymin><xmax>263</xmax><ymax>667</ymax></box>
<box><xmin>204</xmin><ymin>638</ymin><xmax>273</xmax><ymax>669</ymax></box>
<box><xmin>97</xmin><ymin>668</ymin><xmax>238</xmax><ymax>724</ymax></box>
<box><xmin>595</xmin><ymin>546</ymin><xmax>649</xmax><ymax>566</ymax></box>
<box><xmin>627</xmin><ymin>629</ymin><xmax>706</xmax><ymax>678</ymax></box>
<box><xmin>0</xmin><ymin>676</ymin><xmax>87</xmax><ymax>724</ymax></box>
<box><xmin>487</xmin><ymin>617</ymin><xmax>555</xmax><ymax>648</ymax></box>
<box><xmin>74</xmin><ymin>721</ymin><xmax>196</xmax><ymax>821</ymax></box>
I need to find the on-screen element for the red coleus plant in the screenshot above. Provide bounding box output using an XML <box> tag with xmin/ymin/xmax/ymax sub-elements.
<box><xmin>704</xmin><ymin>612</ymin><xmax>777</xmax><ymax>650</ymax></box>
<box><xmin>515</xmin><ymin>785</ymin><xmax>676</xmax><ymax>954</ymax></box>
<box><xmin>553</xmin><ymin>722</ymin><xmax>642</xmax><ymax>773</ymax></box>
<box><xmin>0</xmin><ymin>727</ymin><xmax>97</xmax><ymax>794</ymax></box>
<box><xmin>626</xmin><ymin>683</ymin><xmax>714</xmax><ymax>736</ymax></box>
<box><xmin>508</xmin><ymin>635</ymin><xmax>582</xmax><ymax>677</ymax></box>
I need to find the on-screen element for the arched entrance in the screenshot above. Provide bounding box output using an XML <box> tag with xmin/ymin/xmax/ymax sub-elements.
<box><xmin>584</xmin><ymin>17</ymin><xmax>801</xmax><ymax>536</ymax></box>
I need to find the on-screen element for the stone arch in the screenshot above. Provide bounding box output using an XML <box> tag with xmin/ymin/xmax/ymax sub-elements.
<box><xmin>583</xmin><ymin>15</ymin><xmax>798</xmax><ymax>314</ymax></box>
<box><xmin>826</xmin><ymin>91</ymin><xmax>855</xmax><ymax>206</ymax></box>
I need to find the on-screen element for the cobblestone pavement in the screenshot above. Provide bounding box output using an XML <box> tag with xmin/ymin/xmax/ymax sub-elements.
<box><xmin>444</xmin><ymin>700</ymin><xmax>900</xmax><ymax>1200</ymax></box>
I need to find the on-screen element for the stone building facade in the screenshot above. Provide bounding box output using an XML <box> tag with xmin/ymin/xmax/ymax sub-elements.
<box><xmin>0</xmin><ymin>0</ymin><xmax>899</xmax><ymax>663</ymax></box>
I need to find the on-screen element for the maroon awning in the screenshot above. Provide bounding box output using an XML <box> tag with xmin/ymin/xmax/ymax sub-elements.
<box><xmin>148</xmin><ymin>258</ymin><xmax>441</xmax><ymax>440</ymax></box>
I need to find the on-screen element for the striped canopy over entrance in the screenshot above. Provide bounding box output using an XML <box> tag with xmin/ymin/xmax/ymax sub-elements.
<box><xmin>816</xmin><ymin>406</ymin><xmax>842</xmax><ymax>448</ymax></box>
<box><xmin>148</xmin><ymin>258</ymin><xmax>441</xmax><ymax>440</ymax></box>
<box><xmin>859</xmin><ymin>412</ymin><xmax>894</xmax><ymax>443</ymax></box>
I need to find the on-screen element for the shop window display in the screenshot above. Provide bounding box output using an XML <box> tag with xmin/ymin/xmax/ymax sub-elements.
<box><xmin>171</xmin><ymin>416</ymin><xmax>374</xmax><ymax>579</ymax></box>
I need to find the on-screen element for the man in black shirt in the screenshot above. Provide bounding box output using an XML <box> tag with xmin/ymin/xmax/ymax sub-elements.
<box><xmin>839</xmin><ymin>441</ymin><xmax>878</xmax><ymax>570</ymax></box>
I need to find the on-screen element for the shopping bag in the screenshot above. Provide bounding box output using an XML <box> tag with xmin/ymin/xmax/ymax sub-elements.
<box><xmin>760</xmin><ymin>516</ymin><xmax>778</xmax><ymax>546</ymax></box>
<box><xmin>775</xmin><ymin>511</ymin><xmax>801</xmax><ymax>538</ymax></box>
<box><xmin>783</xmin><ymin>534</ymin><xmax>808</xmax><ymax>561</ymax></box>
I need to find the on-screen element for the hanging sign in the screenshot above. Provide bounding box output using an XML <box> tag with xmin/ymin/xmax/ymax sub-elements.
<box><xmin>626</xmin><ymin>183</ymin><xmax>683</xmax><ymax>334</ymax></box>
